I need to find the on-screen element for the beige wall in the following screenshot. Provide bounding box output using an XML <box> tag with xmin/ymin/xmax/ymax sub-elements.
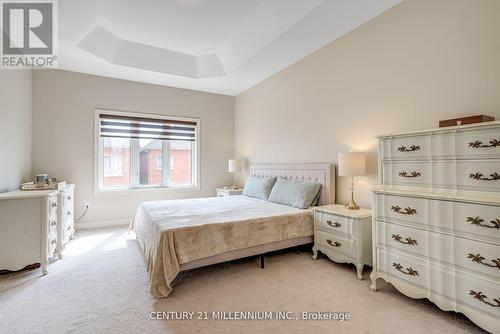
<box><xmin>32</xmin><ymin>70</ymin><xmax>234</xmax><ymax>226</ymax></box>
<box><xmin>0</xmin><ymin>71</ymin><xmax>32</xmax><ymax>193</ymax></box>
<box><xmin>235</xmin><ymin>0</ymin><xmax>500</xmax><ymax>209</ymax></box>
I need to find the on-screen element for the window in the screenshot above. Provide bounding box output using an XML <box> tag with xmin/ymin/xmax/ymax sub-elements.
<box><xmin>104</xmin><ymin>155</ymin><xmax>123</xmax><ymax>176</ymax></box>
<box><xmin>96</xmin><ymin>110</ymin><xmax>199</xmax><ymax>191</ymax></box>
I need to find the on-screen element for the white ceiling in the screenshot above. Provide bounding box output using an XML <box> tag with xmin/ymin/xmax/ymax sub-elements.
<box><xmin>59</xmin><ymin>0</ymin><xmax>401</xmax><ymax>96</ymax></box>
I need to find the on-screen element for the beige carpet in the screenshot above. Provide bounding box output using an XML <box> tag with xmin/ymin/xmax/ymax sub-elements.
<box><xmin>0</xmin><ymin>227</ymin><xmax>486</xmax><ymax>334</ymax></box>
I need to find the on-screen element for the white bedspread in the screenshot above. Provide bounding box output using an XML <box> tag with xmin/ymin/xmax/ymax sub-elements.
<box><xmin>131</xmin><ymin>195</ymin><xmax>313</xmax><ymax>297</ymax></box>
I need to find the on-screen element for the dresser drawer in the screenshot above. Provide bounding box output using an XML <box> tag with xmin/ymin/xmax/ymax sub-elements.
<box><xmin>48</xmin><ymin>234</ymin><xmax>57</xmax><ymax>255</ymax></box>
<box><xmin>376</xmin><ymin>247</ymin><xmax>429</xmax><ymax>288</ymax></box>
<box><xmin>381</xmin><ymin>127</ymin><xmax>500</xmax><ymax>161</ymax></box>
<box><xmin>377</xmin><ymin>247</ymin><xmax>500</xmax><ymax>318</ymax></box>
<box><xmin>381</xmin><ymin>135</ymin><xmax>431</xmax><ymax>160</ymax></box>
<box><xmin>382</xmin><ymin>161</ymin><xmax>432</xmax><ymax>187</ymax></box>
<box><xmin>457</xmin><ymin>275</ymin><xmax>500</xmax><ymax>319</ymax></box>
<box><xmin>382</xmin><ymin>159</ymin><xmax>500</xmax><ymax>192</ymax></box>
<box><xmin>375</xmin><ymin>194</ymin><xmax>427</xmax><ymax>225</ymax></box>
<box><xmin>315</xmin><ymin>230</ymin><xmax>355</xmax><ymax>258</ymax></box>
<box><xmin>376</xmin><ymin>221</ymin><xmax>500</xmax><ymax>279</ymax></box>
<box><xmin>64</xmin><ymin>227</ymin><xmax>72</xmax><ymax>243</ymax></box>
<box><xmin>375</xmin><ymin>193</ymin><xmax>500</xmax><ymax>243</ymax></box>
<box><xmin>49</xmin><ymin>216</ymin><xmax>57</xmax><ymax>235</ymax></box>
<box><xmin>48</xmin><ymin>195</ymin><xmax>58</xmax><ymax>216</ymax></box>
<box><xmin>454</xmin><ymin>127</ymin><xmax>500</xmax><ymax>159</ymax></box>
<box><xmin>314</xmin><ymin>211</ymin><xmax>348</xmax><ymax>237</ymax></box>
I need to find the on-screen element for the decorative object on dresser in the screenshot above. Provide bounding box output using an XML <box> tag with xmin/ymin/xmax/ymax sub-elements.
<box><xmin>338</xmin><ymin>152</ymin><xmax>366</xmax><ymax>210</ymax></box>
<box><xmin>312</xmin><ymin>204</ymin><xmax>372</xmax><ymax>280</ymax></box>
<box><xmin>439</xmin><ymin>114</ymin><xmax>495</xmax><ymax>128</ymax></box>
<box><xmin>216</xmin><ymin>187</ymin><xmax>243</xmax><ymax>197</ymax></box>
<box><xmin>370</xmin><ymin>121</ymin><xmax>500</xmax><ymax>334</ymax></box>
<box><xmin>20</xmin><ymin>178</ymin><xmax>66</xmax><ymax>191</ymax></box>
<box><xmin>228</xmin><ymin>158</ymin><xmax>244</xmax><ymax>189</ymax></box>
<box><xmin>0</xmin><ymin>184</ymin><xmax>76</xmax><ymax>275</ymax></box>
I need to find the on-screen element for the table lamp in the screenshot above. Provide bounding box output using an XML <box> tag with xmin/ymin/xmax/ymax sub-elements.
<box><xmin>228</xmin><ymin>159</ymin><xmax>244</xmax><ymax>189</ymax></box>
<box><xmin>338</xmin><ymin>152</ymin><xmax>366</xmax><ymax>210</ymax></box>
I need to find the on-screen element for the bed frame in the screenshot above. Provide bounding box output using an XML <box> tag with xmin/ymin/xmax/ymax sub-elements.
<box><xmin>179</xmin><ymin>163</ymin><xmax>335</xmax><ymax>271</ymax></box>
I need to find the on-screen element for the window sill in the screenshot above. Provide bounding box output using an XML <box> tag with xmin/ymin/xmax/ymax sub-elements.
<box><xmin>94</xmin><ymin>185</ymin><xmax>200</xmax><ymax>196</ymax></box>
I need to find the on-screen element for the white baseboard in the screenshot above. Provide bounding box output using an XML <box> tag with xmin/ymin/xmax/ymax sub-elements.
<box><xmin>75</xmin><ymin>218</ymin><xmax>130</xmax><ymax>230</ymax></box>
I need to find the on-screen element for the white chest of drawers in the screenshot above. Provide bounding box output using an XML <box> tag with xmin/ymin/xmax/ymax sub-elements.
<box><xmin>312</xmin><ymin>204</ymin><xmax>372</xmax><ymax>280</ymax></box>
<box><xmin>371</xmin><ymin>121</ymin><xmax>500</xmax><ymax>334</ymax></box>
<box><xmin>0</xmin><ymin>190</ymin><xmax>59</xmax><ymax>275</ymax></box>
<box><xmin>0</xmin><ymin>184</ymin><xmax>76</xmax><ymax>274</ymax></box>
<box><xmin>57</xmin><ymin>184</ymin><xmax>75</xmax><ymax>258</ymax></box>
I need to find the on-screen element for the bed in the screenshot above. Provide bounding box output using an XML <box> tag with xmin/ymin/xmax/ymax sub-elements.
<box><xmin>131</xmin><ymin>163</ymin><xmax>335</xmax><ymax>297</ymax></box>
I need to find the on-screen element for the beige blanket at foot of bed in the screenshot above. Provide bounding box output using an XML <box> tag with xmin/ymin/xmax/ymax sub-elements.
<box><xmin>131</xmin><ymin>196</ymin><xmax>313</xmax><ymax>297</ymax></box>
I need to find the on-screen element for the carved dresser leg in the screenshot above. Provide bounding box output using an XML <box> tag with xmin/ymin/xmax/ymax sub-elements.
<box><xmin>356</xmin><ymin>263</ymin><xmax>364</xmax><ymax>280</ymax></box>
<box><xmin>370</xmin><ymin>270</ymin><xmax>378</xmax><ymax>291</ymax></box>
<box><xmin>312</xmin><ymin>246</ymin><xmax>319</xmax><ymax>260</ymax></box>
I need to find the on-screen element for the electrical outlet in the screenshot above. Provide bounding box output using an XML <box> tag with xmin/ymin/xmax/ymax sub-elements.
<box><xmin>85</xmin><ymin>202</ymin><xmax>91</xmax><ymax>209</ymax></box>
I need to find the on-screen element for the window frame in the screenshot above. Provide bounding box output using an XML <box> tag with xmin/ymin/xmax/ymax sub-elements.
<box><xmin>94</xmin><ymin>109</ymin><xmax>200</xmax><ymax>195</ymax></box>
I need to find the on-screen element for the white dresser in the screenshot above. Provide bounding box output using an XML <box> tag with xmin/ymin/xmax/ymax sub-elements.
<box><xmin>0</xmin><ymin>185</ymin><xmax>76</xmax><ymax>274</ymax></box>
<box><xmin>370</xmin><ymin>121</ymin><xmax>500</xmax><ymax>334</ymax></box>
<box><xmin>0</xmin><ymin>190</ymin><xmax>58</xmax><ymax>275</ymax></box>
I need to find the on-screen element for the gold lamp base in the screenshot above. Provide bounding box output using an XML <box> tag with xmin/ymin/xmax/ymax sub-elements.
<box><xmin>346</xmin><ymin>190</ymin><xmax>360</xmax><ymax>210</ymax></box>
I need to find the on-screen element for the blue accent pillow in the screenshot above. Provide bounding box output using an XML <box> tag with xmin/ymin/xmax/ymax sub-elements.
<box><xmin>268</xmin><ymin>178</ymin><xmax>322</xmax><ymax>209</ymax></box>
<box><xmin>242</xmin><ymin>176</ymin><xmax>277</xmax><ymax>200</ymax></box>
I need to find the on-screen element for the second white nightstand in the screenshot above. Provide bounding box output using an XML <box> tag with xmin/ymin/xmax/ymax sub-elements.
<box><xmin>312</xmin><ymin>204</ymin><xmax>372</xmax><ymax>280</ymax></box>
<box><xmin>216</xmin><ymin>188</ymin><xmax>243</xmax><ymax>197</ymax></box>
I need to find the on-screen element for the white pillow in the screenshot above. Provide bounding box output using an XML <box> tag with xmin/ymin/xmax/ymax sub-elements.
<box><xmin>242</xmin><ymin>176</ymin><xmax>277</xmax><ymax>200</ymax></box>
<box><xmin>268</xmin><ymin>178</ymin><xmax>322</xmax><ymax>209</ymax></box>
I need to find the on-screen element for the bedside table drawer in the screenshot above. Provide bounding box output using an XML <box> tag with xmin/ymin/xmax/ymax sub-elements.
<box><xmin>315</xmin><ymin>212</ymin><xmax>348</xmax><ymax>236</ymax></box>
<box><xmin>315</xmin><ymin>230</ymin><xmax>355</xmax><ymax>258</ymax></box>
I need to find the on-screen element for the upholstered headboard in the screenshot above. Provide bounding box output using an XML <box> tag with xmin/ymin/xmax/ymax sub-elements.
<box><xmin>249</xmin><ymin>163</ymin><xmax>335</xmax><ymax>206</ymax></box>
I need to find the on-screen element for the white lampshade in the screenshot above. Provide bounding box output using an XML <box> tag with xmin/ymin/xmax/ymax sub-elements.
<box><xmin>228</xmin><ymin>159</ymin><xmax>244</xmax><ymax>173</ymax></box>
<box><xmin>338</xmin><ymin>152</ymin><xmax>366</xmax><ymax>177</ymax></box>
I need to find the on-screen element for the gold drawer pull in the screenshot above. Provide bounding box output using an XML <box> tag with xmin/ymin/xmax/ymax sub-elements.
<box><xmin>391</xmin><ymin>234</ymin><xmax>418</xmax><ymax>246</ymax></box>
<box><xmin>469</xmin><ymin>140</ymin><xmax>500</xmax><ymax>148</ymax></box>
<box><xmin>467</xmin><ymin>217</ymin><xmax>500</xmax><ymax>229</ymax></box>
<box><xmin>467</xmin><ymin>253</ymin><xmax>500</xmax><ymax>269</ymax></box>
<box><xmin>326</xmin><ymin>220</ymin><xmax>341</xmax><ymax>228</ymax></box>
<box><xmin>326</xmin><ymin>239</ymin><xmax>341</xmax><ymax>247</ymax></box>
<box><xmin>469</xmin><ymin>172</ymin><xmax>500</xmax><ymax>181</ymax></box>
<box><xmin>391</xmin><ymin>205</ymin><xmax>417</xmax><ymax>215</ymax></box>
<box><xmin>469</xmin><ymin>290</ymin><xmax>500</xmax><ymax>308</ymax></box>
<box><xmin>392</xmin><ymin>263</ymin><xmax>419</xmax><ymax>276</ymax></box>
<box><xmin>398</xmin><ymin>145</ymin><xmax>420</xmax><ymax>152</ymax></box>
<box><xmin>398</xmin><ymin>171</ymin><xmax>421</xmax><ymax>178</ymax></box>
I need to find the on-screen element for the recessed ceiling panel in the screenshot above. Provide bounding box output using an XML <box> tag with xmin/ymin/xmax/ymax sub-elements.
<box><xmin>58</xmin><ymin>0</ymin><xmax>403</xmax><ymax>95</ymax></box>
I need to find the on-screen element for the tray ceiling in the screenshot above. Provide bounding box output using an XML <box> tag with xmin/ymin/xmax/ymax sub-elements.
<box><xmin>59</xmin><ymin>0</ymin><xmax>401</xmax><ymax>95</ymax></box>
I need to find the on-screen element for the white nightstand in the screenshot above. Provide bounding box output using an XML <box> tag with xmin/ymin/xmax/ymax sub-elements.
<box><xmin>312</xmin><ymin>204</ymin><xmax>372</xmax><ymax>280</ymax></box>
<box><xmin>216</xmin><ymin>188</ymin><xmax>243</xmax><ymax>197</ymax></box>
